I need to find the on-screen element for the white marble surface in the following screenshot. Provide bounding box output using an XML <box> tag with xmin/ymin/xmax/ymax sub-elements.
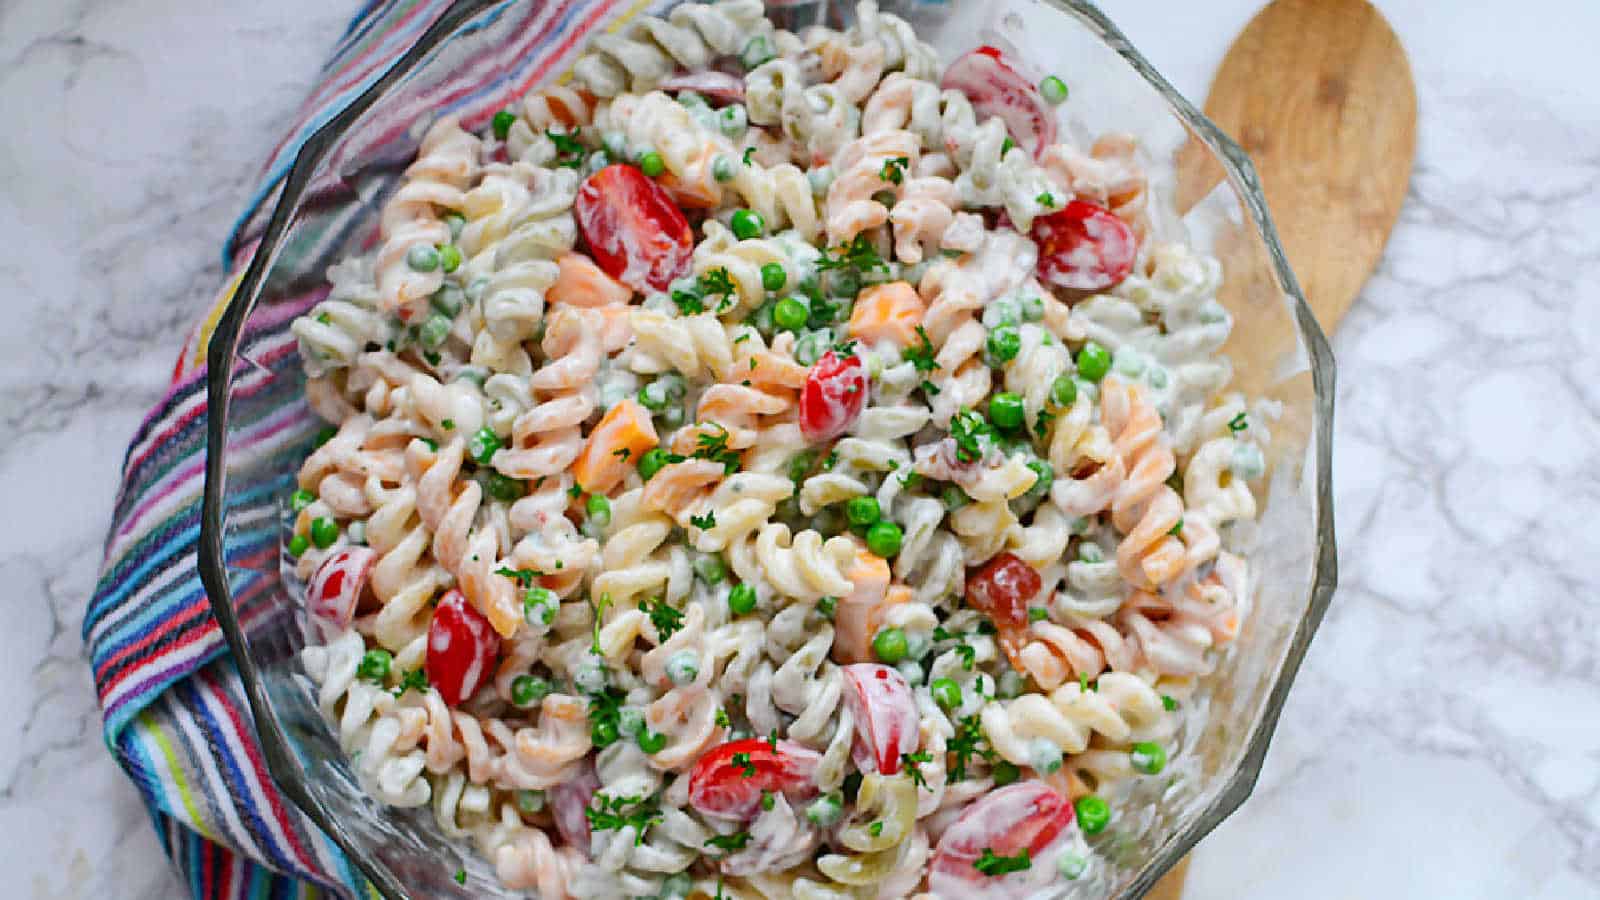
<box><xmin>1</xmin><ymin>0</ymin><xmax>1596</xmax><ymax>897</ymax></box>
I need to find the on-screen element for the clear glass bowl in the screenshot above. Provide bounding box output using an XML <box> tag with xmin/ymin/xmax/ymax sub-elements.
<box><xmin>198</xmin><ymin>1</ymin><xmax>1337</xmax><ymax>896</ymax></box>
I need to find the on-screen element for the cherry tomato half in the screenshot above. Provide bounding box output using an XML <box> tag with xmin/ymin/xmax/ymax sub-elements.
<box><xmin>426</xmin><ymin>589</ymin><xmax>502</xmax><ymax>707</ymax></box>
<box><xmin>929</xmin><ymin>782</ymin><xmax>1077</xmax><ymax>895</ymax></box>
<box><xmin>799</xmin><ymin>350</ymin><xmax>868</xmax><ymax>443</ymax></box>
<box><xmin>841</xmin><ymin>663</ymin><xmax>921</xmax><ymax>775</ymax></box>
<box><xmin>941</xmin><ymin>46</ymin><xmax>1057</xmax><ymax>159</ymax></box>
<box><xmin>966</xmin><ymin>552</ymin><xmax>1042</xmax><ymax>634</ymax></box>
<box><xmin>550</xmin><ymin>762</ymin><xmax>600</xmax><ymax>856</ymax></box>
<box><xmin>574</xmin><ymin>163</ymin><xmax>693</xmax><ymax>293</ymax></box>
<box><xmin>688</xmin><ymin>738</ymin><xmax>822</xmax><ymax>821</ymax></box>
<box><xmin>1031</xmin><ymin>200</ymin><xmax>1138</xmax><ymax>292</ymax></box>
<box><xmin>307</xmin><ymin>546</ymin><xmax>378</xmax><ymax>628</ymax></box>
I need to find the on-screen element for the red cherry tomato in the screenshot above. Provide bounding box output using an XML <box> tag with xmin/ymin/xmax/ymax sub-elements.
<box><xmin>550</xmin><ymin>762</ymin><xmax>600</xmax><ymax>856</ymax></box>
<box><xmin>574</xmin><ymin>163</ymin><xmax>693</xmax><ymax>293</ymax></box>
<box><xmin>966</xmin><ymin>552</ymin><xmax>1042</xmax><ymax>634</ymax></box>
<box><xmin>799</xmin><ymin>350</ymin><xmax>868</xmax><ymax>443</ymax></box>
<box><xmin>658</xmin><ymin>71</ymin><xmax>746</xmax><ymax>105</ymax></box>
<box><xmin>1031</xmin><ymin>200</ymin><xmax>1138</xmax><ymax>292</ymax></box>
<box><xmin>308</xmin><ymin>546</ymin><xmax>377</xmax><ymax>628</ymax></box>
<box><xmin>941</xmin><ymin>46</ymin><xmax>1057</xmax><ymax>158</ymax></box>
<box><xmin>841</xmin><ymin>664</ymin><xmax>920</xmax><ymax>775</ymax></box>
<box><xmin>688</xmin><ymin>738</ymin><xmax>822</xmax><ymax>821</ymax></box>
<box><xmin>426</xmin><ymin>589</ymin><xmax>501</xmax><ymax>707</ymax></box>
<box><xmin>929</xmin><ymin>782</ymin><xmax>1077</xmax><ymax>895</ymax></box>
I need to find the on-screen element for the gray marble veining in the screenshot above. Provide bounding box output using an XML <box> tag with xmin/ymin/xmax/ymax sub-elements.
<box><xmin>1</xmin><ymin>0</ymin><xmax>1596</xmax><ymax>897</ymax></box>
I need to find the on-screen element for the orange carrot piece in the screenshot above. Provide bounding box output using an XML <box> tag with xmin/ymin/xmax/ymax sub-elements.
<box><xmin>572</xmin><ymin>398</ymin><xmax>658</xmax><ymax>494</ymax></box>
<box><xmin>848</xmin><ymin>281</ymin><xmax>925</xmax><ymax>346</ymax></box>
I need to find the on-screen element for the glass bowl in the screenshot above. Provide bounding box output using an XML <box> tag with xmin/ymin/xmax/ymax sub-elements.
<box><xmin>198</xmin><ymin>0</ymin><xmax>1337</xmax><ymax>896</ymax></box>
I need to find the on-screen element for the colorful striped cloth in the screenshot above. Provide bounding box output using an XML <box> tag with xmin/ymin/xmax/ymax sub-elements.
<box><xmin>82</xmin><ymin>1</ymin><xmax>665</xmax><ymax>895</ymax></box>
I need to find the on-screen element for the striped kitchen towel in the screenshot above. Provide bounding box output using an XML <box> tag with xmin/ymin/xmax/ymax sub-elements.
<box><xmin>81</xmin><ymin>0</ymin><xmax>666</xmax><ymax>895</ymax></box>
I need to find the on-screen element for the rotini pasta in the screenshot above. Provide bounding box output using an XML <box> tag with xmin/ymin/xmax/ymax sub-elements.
<box><xmin>288</xmin><ymin>8</ymin><xmax>1265</xmax><ymax>895</ymax></box>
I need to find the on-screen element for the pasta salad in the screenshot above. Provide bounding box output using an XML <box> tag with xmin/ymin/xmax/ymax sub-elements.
<box><xmin>286</xmin><ymin>2</ymin><xmax>1270</xmax><ymax>896</ymax></box>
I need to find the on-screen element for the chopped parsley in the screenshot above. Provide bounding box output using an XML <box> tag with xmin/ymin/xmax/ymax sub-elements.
<box><xmin>1162</xmin><ymin>694</ymin><xmax>1178</xmax><ymax>711</ymax></box>
<box><xmin>547</xmin><ymin>128</ymin><xmax>585</xmax><ymax>168</ymax></box>
<box><xmin>1078</xmin><ymin>671</ymin><xmax>1098</xmax><ymax>693</ymax></box>
<box><xmin>1034</xmin><ymin>409</ymin><xmax>1057</xmax><ymax>439</ymax></box>
<box><xmin>902</xmin><ymin>751</ymin><xmax>933</xmax><ymax>789</ymax></box>
<box><xmin>815</xmin><ymin>234</ymin><xmax>887</xmax><ymax>275</ymax></box>
<box><xmin>586</xmin><ymin>792</ymin><xmax>662</xmax><ymax>844</ymax></box>
<box><xmin>589</xmin><ymin>592</ymin><xmax>613</xmax><ymax>656</ymax></box>
<box><xmin>1168</xmin><ymin>518</ymin><xmax>1183</xmax><ymax>537</ymax></box>
<box><xmin>832</xmin><ymin>338</ymin><xmax>858</xmax><ymax>360</ymax></box>
<box><xmin>671</xmin><ymin>285</ymin><xmax>706</xmax><ymax>315</ymax></box>
<box><xmin>731</xmin><ymin>752</ymin><xmax>757</xmax><ymax>778</ymax></box>
<box><xmin>932</xmin><ymin>625</ymin><xmax>978</xmax><ymax>670</ymax></box>
<box><xmin>715</xmin><ymin>706</ymin><xmax>732</xmax><ymax>728</ymax></box>
<box><xmin>586</xmin><ymin>684</ymin><xmax>627</xmax><ymax>745</ymax></box>
<box><xmin>691</xmin><ymin>424</ymin><xmax>740</xmax><ymax>473</ymax></box>
<box><xmin>495</xmin><ymin>566</ymin><xmax>543</xmax><ymax>586</ymax></box>
<box><xmin>704</xmin><ymin>831</ymin><xmax>752</xmax><ymax>852</ymax></box>
<box><xmin>1228</xmin><ymin>412</ymin><xmax>1249</xmax><ymax>433</ymax></box>
<box><xmin>689</xmin><ymin>511</ymin><xmax>717</xmax><ymax>531</ymax></box>
<box><xmin>949</xmin><ymin>407</ymin><xmax>993</xmax><ymax>463</ymax></box>
<box><xmin>743</xmin><ymin>146</ymin><xmax>756</xmax><ymax>166</ymax></box>
<box><xmin>879</xmin><ymin>156</ymin><xmax>909</xmax><ymax>185</ymax></box>
<box><xmin>904</xmin><ymin>326</ymin><xmax>940</xmax><ymax>374</ymax></box>
<box><xmin>768</xmin><ymin>728</ymin><xmax>779</xmax><ymax>751</ymax></box>
<box><xmin>568</xmin><ymin>482</ymin><xmax>584</xmax><ymax>499</ymax></box>
<box><xmin>920</xmin><ymin>379</ymin><xmax>942</xmax><ymax>396</ymax></box>
<box><xmin>391</xmin><ymin>669</ymin><xmax>429</xmax><ymax>697</ymax></box>
<box><xmin>699</xmin><ymin>267</ymin><xmax>737</xmax><ymax>313</ymax></box>
<box><xmin>453</xmin><ymin>868</ymin><xmax>467</xmax><ymax>885</ymax></box>
<box><xmin>642</xmin><ymin>596</ymin><xmax>684</xmax><ymax>640</ymax></box>
<box><xmin>612</xmin><ymin>447</ymin><xmax>631</xmax><ymax>461</ymax></box>
<box><xmin>1036</xmin><ymin>192</ymin><xmax>1056</xmax><ymax>208</ymax></box>
<box><xmin>974</xmin><ymin>847</ymin><xmax>1031</xmax><ymax>876</ymax></box>
<box><xmin>947</xmin><ymin>713</ymin><xmax>994</xmax><ymax>782</ymax></box>
<box><xmin>868</xmin><ymin>821</ymin><xmax>884</xmax><ymax>837</ymax></box>
<box><xmin>441</xmin><ymin>419</ymin><xmax>455</xmax><ymax>430</ymax></box>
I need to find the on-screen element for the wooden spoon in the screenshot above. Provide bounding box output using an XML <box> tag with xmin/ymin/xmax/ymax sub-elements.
<box><xmin>1153</xmin><ymin>1</ymin><xmax>1414</xmax><ymax>897</ymax></box>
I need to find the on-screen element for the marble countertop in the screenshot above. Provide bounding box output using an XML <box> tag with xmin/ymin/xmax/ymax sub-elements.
<box><xmin>2</xmin><ymin>0</ymin><xmax>1596</xmax><ymax>897</ymax></box>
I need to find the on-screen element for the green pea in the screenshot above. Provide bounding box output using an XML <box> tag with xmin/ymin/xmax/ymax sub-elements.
<box><xmin>1050</xmin><ymin>374</ymin><xmax>1078</xmax><ymax>408</ymax></box>
<box><xmin>511</xmin><ymin>675</ymin><xmax>551</xmax><ymax>707</ymax></box>
<box><xmin>1040</xmin><ymin>75</ymin><xmax>1069</xmax><ymax>105</ymax></box>
<box><xmin>1001</xmin><ymin>137</ymin><xmax>1017</xmax><ymax>156</ymax></box>
<box><xmin>997</xmin><ymin>669</ymin><xmax>1025</xmax><ymax>699</ymax></box>
<box><xmin>1130</xmin><ymin>741</ymin><xmax>1167</xmax><ymax>775</ymax></box>
<box><xmin>659</xmin><ymin>872</ymin><xmax>693</xmax><ymax>900</ymax></box>
<box><xmin>872</xmin><ymin>627</ymin><xmax>908</xmax><ymax>664</ymax></box>
<box><xmin>665</xmin><ymin>650</ymin><xmax>700</xmax><ymax>685</ymax></box>
<box><xmin>469</xmin><ymin>427</ymin><xmax>502</xmax><ymax>465</ymax></box>
<box><xmin>728</xmin><ymin>583</ymin><xmax>757</xmax><ymax>616</ymax></box>
<box><xmin>480</xmin><ymin>470</ymin><xmax>526</xmax><ymax>501</ymax></box>
<box><xmin>431</xmin><ymin>284</ymin><xmax>465</xmax><ymax>318</ymax></box>
<box><xmin>290</xmin><ymin>489</ymin><xmax>316</xmax><ymax>512</ymax></box>
<box><xmin>985</xmin><ymin>325</ymin><xmax>1021</xmax><ymax>367</ymax></box>
<box><xmin>760</xmin><ymin>262</ymin><xmax>787</xmax><ymax>292</ymax></box>
<box><xmin>740</xmin><ymin>35</ymin><xmax>774</xmax><ymax>70</ymax></box>
<box><xmin>287</xmin><ymin>533</ymin><xmax>309</xmax><ymax>557</ymax></box>
<box><xmin>694</xmin><ymin>554</ymin><xmax>726</xmax><ymax>584</ymax></box>
<box><xmin>805</xmin><ymin>793</ymin><xmax>843</xmax><ymax>827</ymax></box>
<box><xmin>865</xmin><ymin>520</ymin><xmax>903</xmax><ymax>558</ymax></box>
<box><xmin>930</xmin><ymin>677</ymin><xmax>961</xmax><ymax>711</ymax></box>
<box><xmin>310</xmin><ymin>517</ymin><xmax>339</xmax><ymax>549</ymax></box>
<box><xmin>773</xmin><ymin>297</ymin><xmax>809</xmax><ymax>331</ymax></box>
<box><xmin>1078</xmin><ymin>542</ymin><xmax>1105</xmax><ymax>564</ymax></box>
<box><xmin>516</xmin><ymin>789</ymin><xmax>546</xmax><ymax>814</ymax></box>
<box><xmin>1028</xmin><ymin>607</ymin><xmax>1048</xmax><ymax>622</ymax></box>
<box><xmin>1019</xmin><ymin>295</ymin><xmax>1045</xmax><ymax>322</ymax></box>
<box><xmin>491</xmin><ymin>109</ymin><xmax>516</xmax><ymax>140</ymax></box>
<box><xmin>991</xmin><ymin>760</ymin><xmax>1020</xmax><ymax>786</ymax></box>
<box><xmin>981</xmin><ymin>298</ymin><xmax>1019</xmax><ymax>328</ymax></box>
<box><xmin>592</xmin><ymin>719</ymin><xmax>619</xmax><ymax>747</ymax></box>
<box><xmin>760</xmin><ymin>790</ymin><xmax>776</xmax><ymax>811</ymax></box>
<box><xmin>718</xmin><ymin>104</ymin><xmax>747</xmax><ymax>137</ymax></box>
<box><xmin>988</xmin><ymin>392</ymin><xmax>1025</xmax><ymax>430</ymax></box>
<box><xmin>1074</xmin><ymin>794</ymin><xmax>1111</xmax><ymax>835</ymax></box>
<box><xmin>586</xmin><ymin>494</ymin><xmax>612</xmax><ymax>527</ymax></box>
<box><xmin>638</xmin><ymin>448</ymin><xmax>670</xmax><ymax>481</ymax></box>
<box><xmin>638</xmin><ymin>729</ymin><xmax>668</xmax><ymax>754</ymax></box>
<box><xmin>618</xmin><ymin>708</ymin><xmax>646</xmax><ymax>737</ymax></box>
<box><xmin>523</xmin><ymin>587</ymin><xmax>558</xmax><ymax>626</ymax></box>
<box><xmin>814</xmin><ymin>595</ymin><xmax>837</xmax><ymax>619</ymax></box>
<box><xmin>786</xmin><ymin>451</ymin><xmax>816</xmax><ymax>483</ymax></box>
<box><xmin>444</xmin><ymin>213</ymin><xmax>466</xmax><ymax>240</ymax></box>
<box><xmin>1028</xmin><ymin>737</ymin><xmax>1063</xmax><ymax>774</ymax></box>
<box><xmin>358</xmin><ymin>649</ymin><xmax>392</xmax><ymax>681</ymax></box>
<box><xmin>1057</xmin><ymin>851</ymin><xmax>1088</xmax><ymax>879</ymax></box>
<box><xmin>1024</xmin><ymin>459</ymin><xmax>1053</xmax><ymax>499</ymax></box>
<box><xmin>807</xmin><ymin>166</ymin><xmax>834</xmax><ymax>195</ymax></box>
<box><xmin>1232</xmin><ymin>443</ymin><xmax>1266</xmax><ymax>481</ymax></box>
<box><xmin>845</xmin><ymin>496</ymin><xmax>881</xmax><ymax>526</ymax></box>
<box><xmin>731</xmin><ymin>208</ymin><xmax>765</xmax><ymax>240</ymax></box>
<box><xmin>660</xmin><ymin>405</ymin><xmax>685</xmax><ymax>428</ymax></box>
<box><xmin>713</xmin><ymin>154</ymin><xmax>736</xmax><ymax>183</ymax></box>
<box><xmin>438</xmin><ymin>244</ymin><xmax>462</xmax><ymax>274</ymax></box>
<box><xmin>638</xmin><ymin>151</ymin><xmax>665</xmax><ymax>178</ymax></box>
<box><xmin>1076</xmin><ymin>341</ymin><xmax>1112</xmax><ymax>381</ymax></box>
<box><xmin>601</xmin><ymin>130</ymin><xmax>627</xmax><ymax>161</ymax></box>
<box><xmin>406</xmin><ymin>244</ymin><xmax>440</xmax><ymax>272</ymax></box>
<box><xmin>793</xmin><ymin>329</ymin><xmax>831</xmax><ymax>365</ymax></box>
<box><xmin>417</xmin><ymin>312</ymin><xmax>452</xmax><ymax>350</ymax></box>
<box><xmin>941</xmin><ymin>484</ymin><xmax>969</xmax><ymax>511</ymax></box>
